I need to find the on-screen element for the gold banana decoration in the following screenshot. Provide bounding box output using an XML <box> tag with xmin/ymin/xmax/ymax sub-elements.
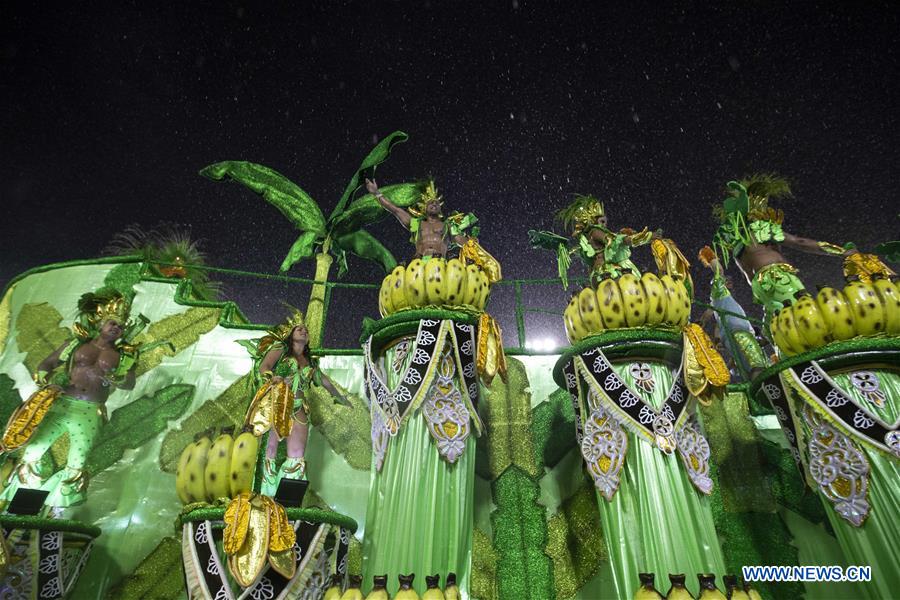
<box><xmin>683</xmin><ymin>323</ymin><xmax>730</xmax><ymax>402</ymax></box>
<box><xmin>224</xmin><ymin>493</ymin><xmax>297</xmax><ymax>587</ymax></box>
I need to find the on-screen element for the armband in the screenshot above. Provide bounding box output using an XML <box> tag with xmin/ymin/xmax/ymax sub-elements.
<box><xmin>32</xmin><ymin>370</ymin><xmax>48</xmax><ymax>386</ymax></box>
<box><xmin>817</xmin><ymin>241</ymin><xmax>847</xmax><ymax>255</ymax></box>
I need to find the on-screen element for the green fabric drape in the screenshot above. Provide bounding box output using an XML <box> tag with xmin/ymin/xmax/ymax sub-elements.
<box><xmin>593</xmin><ymin>361</ymin><xmax>726</xmax><ymax>598</ymax></box>
<box><xmin>805</xmin><ymin>369</ymin><xmax>900</xmax><ymax>600</ymax></box>
<box><xmin>362</xmin><ymin>338</ymin><xmax>476</xmax><ymax>598</ymax></box>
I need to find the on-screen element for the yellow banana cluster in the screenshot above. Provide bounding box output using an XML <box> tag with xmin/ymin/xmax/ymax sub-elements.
<box><xmin>378</xmin><ymin>258</ymin><xmax>492</xmax><ymax>317</ymax></box>
<box><xmin>224</xmin><ymin>492</ymin><xmax>296</xmax><ymax>586</ymax></box>
<box><xmin>771</xmin><ymin>278</ymin><xmax>900</xmax><ymax>356</ymax></box>
<box><xmin>175</xmin><ymin>427</ymin><xmax>259</xmax><ymax>504</ymax></box>
<box><xmin>564</xmin><ymin>273</ymin><xmax>691</xmax><ymax>343</ymax></box>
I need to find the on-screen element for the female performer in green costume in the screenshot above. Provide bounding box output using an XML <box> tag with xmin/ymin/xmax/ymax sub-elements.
<box><xmin>535</xmin><ymin>196</ymin><xmax>727</xmax><ymax>598</ymax></box>
<box><xmin>1</xmin><ymin>288</ymin><xmax>142</xmax><ymax>507</ymax></box>
<box><xmin>241</xmin><ymin>309</ymin><xmax>347</xmax><ymax>495</ymax></box>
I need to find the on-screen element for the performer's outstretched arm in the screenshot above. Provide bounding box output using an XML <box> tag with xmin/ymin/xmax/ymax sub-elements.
<box><xmin>34</xmin><ymin>342</ymin><xmax>68</xmax><ymax>383</ymax></box>
<box><xmin>782</xmin><ymin>231</ymin><xmax>855</xmax><ymax>256</ymax></box>
<box><xmin>366</xmin><ymin>178</ymin><xmax>412</xmax><ymax>229</ymax></box>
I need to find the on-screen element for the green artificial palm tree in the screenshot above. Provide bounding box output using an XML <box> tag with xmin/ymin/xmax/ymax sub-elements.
<box><xmin>200</xmin><ymin>131</ymin><xmax>424</xmax><ymax>346</ymax></box>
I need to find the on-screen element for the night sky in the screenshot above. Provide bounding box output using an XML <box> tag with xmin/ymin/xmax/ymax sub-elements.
<box><xmin>2</xmin><ymin>2</ymin><xmax>898</xmax><ymax>348</ymax></box>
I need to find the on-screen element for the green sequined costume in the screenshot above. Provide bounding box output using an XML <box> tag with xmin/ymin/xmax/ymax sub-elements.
<box><xmin>0</xmin><ymin>395</ymin><xmax>103</xmax><ymax>507</ymax></box>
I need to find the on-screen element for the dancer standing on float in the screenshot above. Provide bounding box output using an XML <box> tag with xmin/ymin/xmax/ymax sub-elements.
<box><xmin>360</xmin><ymin>178</ymin><xmax>499</xmax><ymax>599</ymax></box>
<box><xmin>1</xmin><ymin>289</ymin><xmax>143</xmax><ymax>507</ymax></box>
<box><xmin>710</xmin><ymin>175</ymin><xmax>900</xmax><ymax>599</ymax></box>
<box><xmin>241</xmin><ymin>308</ymin><xmax>348</xmax><ymax>495</ymax></box>
<box><xmin>533</xmin><ymin>196</ymin><xmax>728</xmax><ymax>598</ymax></box>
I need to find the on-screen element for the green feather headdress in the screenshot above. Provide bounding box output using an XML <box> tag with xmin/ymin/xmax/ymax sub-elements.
<box><xmin>555</xmin><ymin>194</ymin><xmax>605</xmax><ymax>235</ymax></box>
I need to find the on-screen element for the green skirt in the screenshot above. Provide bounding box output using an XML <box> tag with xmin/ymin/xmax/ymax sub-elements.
<box><xmin>594</xmin><ymin>361</ymin><xmax>726</xmax><ymax>598</ymax></box>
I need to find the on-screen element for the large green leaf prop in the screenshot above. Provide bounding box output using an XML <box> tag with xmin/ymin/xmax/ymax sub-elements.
<box><xmin>329</xmin><ymin>183</ymin><xmax>425</xmax><ymax>237</ymax></box>
<box><xmin>132</xmin><ymin>307</ymin><xmax>221</xmax><ymax>377</ymax></box>
<box><xmin>85</xmin><ymin>384</ymin><xmax>195</xmax><ymax>474</ymax></box>
<box><xmin>546</xmin><ymin>476</ymin><xmax>606</xmax><ymax>599</ymax></box>
<box><xmin>476</xmin><ymin>357</ymin><xmax>541</xmax><ymax>480</ymax></box>
<box><xmin>305</xmin><ymin>383</ymin><xmax>371</xmax><ymax>470</ymax></box>
<box><xmin>158</xmin><ymin>374</ymin><xmax>254</xmax><ymax>472</ymax></box>
<box><xmin>329</xmin><ymin>130</ymin><xmax>409</xmax><ymax>221</ymax></box>
<box><xmin>15</xmin><ymin>302</ymin><xmax>69</xmax><ymax>374</ymax></box>
<box><xmin>491</xmin><ymin>467</ymin><xmax>554</xmax><ymax>599</ymax></box>
<box><xmin>530</xmin><ymin>388</ymin><xmax>577</xmax><ymax>470</ymax></box>
<box><xmin>200</xmin><ymin>161</ymin><xmax>327</xmax><ymax>272</ymax></box>
<box><xmin>471</xmin><ymin>527</ymin><xmax>498</xmax><ymax>600</ymax></box>
<box><xmin>334</xmin><ymin>230</ymin><xmax>398</xmax><ymax>275</ymax></box>
<box><xmin>0</xmin><ymin>374</ymin><xmax>20</xmax><ymax>426</ymax></box>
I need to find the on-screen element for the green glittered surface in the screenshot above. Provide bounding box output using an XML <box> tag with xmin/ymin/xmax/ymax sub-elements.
<box><xmin>15</xmin><ymin>302</ymin><xmax>69</xmax><ymax>373</ymax></box>
<box><xmin>0</xmin><ymin>514</ymin><xmax>101</xmax><ymax>537</ymax></box>
<box><xmin>133</xmin><ymin>307</ymin><xmax>221</xmax><ymax>377</ymax></box>
<box><xmin>471</xmin><ymin>527</ymin><xmax>498</xmax><ymax>600</ymax></box>
<box><xmin>529</xmin><ymin>388</ymin><xmax>577</xmax><ymax>471</ymax></box>
<box><xmin>359</xmin><ymin>307</ymin><xmax>478</xmax><ymax>348</ymax></box>
<box><xmin>476</xmin><ymin>357</ymin><xmax>541</xmax><ymax>480</ymax></box>
<box><xmin>85</xmin><ymin>384</ymin><xmax>194</xmax><ymax>475</ymax></box>
<box><xmin>552</xmin><ymin>329</ymin><xmax>682</xmax><ymax>388</ymax></box>
<box><xmin>545</xmin><ymin>474</ymin><xmax>606</xmax><ymax>599</ymax></box>
<box><xmin>305</xmin><ymin>381</ymin><xmax>372</xmax><ymax>470</ymax></box>
<box><xmin>105</xmin><ymin>536</ymin><xmax>184</xmax><ymax>600</ymax></box>
<box><xmin>177</xmin><ymin>505</ymin><xmax>358</xmax><ymax>532</ymax></box>
<box><xmin>490</xmin><ymin>466</ymin><xmax>554</xmax><ymax>600</ymax></box>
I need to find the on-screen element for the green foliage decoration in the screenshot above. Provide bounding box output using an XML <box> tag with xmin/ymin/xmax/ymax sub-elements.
<box><xmin>85</xmin><ymin>384</ymin><xmax>195</xmax><ymax>474</ymax></box>
<box><xmin>490</xmin><ymin>466</ymin><xmax>554</xmax><ymax>600</ymax></box>
<box><xmin>305</xmin><ymin>383</ymin><xmax>371</xmax><ymax>470</ymax></box>
<box><xmin>102</xmin><ymin>262</ymin><xmax>143</xmax><ymax>301</ymax></box>
<box><xmin>104</xmin><ymin>536</ymin><xmax>184</xmax><ymax>600</ymax></box>
<box><xmin>529</xmin><ymin>388</ymin><xmax>576</xmax><ymax>470</ymax></box>
<box><xmin>15</xmin><ymin>302</ymin><xmax>69</xmax><ymax>374</ymax></box>
<box><xmin>0</xmin><ymin>374</ymin><xmax>21</xmax><ymax>426</ymax></box>
<box><xmin>476</xmin><ymin>357</ymin><xmax>541</xmax><ymax>480</ymax></box>
<box><xmin>471</xmin><ymin>527</ymin><xmax>498</xmax><ymax>600</ymax></box>
<box><xmin>545</xmin><ymin>475</ymin><xmax>606</xmax><ymax>599</ymax></box>
<box><xmin>132</xmin><ymin>307</ymin><xmax>220</xmax><ymax>377</ymax></box>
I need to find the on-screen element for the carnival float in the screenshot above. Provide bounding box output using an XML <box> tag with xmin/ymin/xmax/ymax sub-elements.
<box><xmin>0</xmin><ymin>133</ymin><xmax>897</xmax><ymax>600</ymax></box>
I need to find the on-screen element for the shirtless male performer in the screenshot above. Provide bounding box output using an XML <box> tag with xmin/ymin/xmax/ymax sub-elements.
<box><xmin>1</xmin><ymin>289</ymin><xmax>140</xmax><ymax>506</ymax></box>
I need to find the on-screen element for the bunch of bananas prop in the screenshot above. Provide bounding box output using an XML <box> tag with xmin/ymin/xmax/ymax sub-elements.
<box><xmin>175</xmin><ymin>427</ymin><xmax>259</xmax><ymax>504</ymax></box>
<box><xmin>632</xmin><ymin>572</ymin><xmax>762</xmax><ymax>600</ymax></box>
<box><xmin>223</xmin><ymin>492</ymin><xmax>296</xmax><ymax>586</ymax></box>
<box><xmin>378</xmin><ymin>258</ymin><xmax>492</xmax><ymax>317</ymax></box>
<box><xmin>564</xmin><ymin>273</ymin><xmax>691</xmax><ymax>343</ymax></box>
<box><xmin>770</xmin><ymin>277</ymin><xmax>900</xmax><ymax>356</ymax></box>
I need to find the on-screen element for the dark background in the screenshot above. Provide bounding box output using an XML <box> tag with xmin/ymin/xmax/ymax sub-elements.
<box><xmin>2</xmin><ymin>2</ymin><xmax>898</xmax><ymax>348</ymax></box>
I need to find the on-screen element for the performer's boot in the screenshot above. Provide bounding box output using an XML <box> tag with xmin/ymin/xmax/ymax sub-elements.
<box><xmin>260</xmin><ymin>457</ymin><xmax>280</xmax><ymax>497</ymax></box>
<box><xmin>280</xmin><ymin>456</ymin><xmax>306</xmax><ymax>481</ymax></box>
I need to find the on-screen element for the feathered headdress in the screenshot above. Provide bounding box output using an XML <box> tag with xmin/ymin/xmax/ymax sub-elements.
<box><xmin>73</xmin><ymin>287</ymin><xmax>132</xmax><ymax>340</ymax></box>
<box><xmin>555</xmin><ymin>194</ymin><xmax>606</xmax><ymax>236</ymax></box>
<box><xmin>407</xmin><ymin>180</ymin><xmax>444</xmax><ymax>218</ymax></box>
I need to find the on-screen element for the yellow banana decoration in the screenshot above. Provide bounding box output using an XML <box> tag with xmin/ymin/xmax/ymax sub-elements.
<box><xmin>476</xmin><ymin>269</ymin><xmax>491</xmax><ymax>310</ymax></box>
<box><xmin>262</xmin><ymin>495</ymin><xmax>296</xmax><ymax>579</ymax></box>
<box><xmin>563</xmin><ymin>295</ymin><xmax>580</xmax><ymax>342</ymax></box>
<box><xmin>341</xmin><ymin>575</ymin><xmax>366</xmax><ymax>600</ymax></box>
<box><xmin>378</xmin><ymin>276</ymin><xmax>392</xmax><ymax>317</ymax></box>
<box><xmin>424</xmin><ymin>259</ymin><xmax>447</xmax><ymax>305</ymax></box>
<box><xmin>462</xmin><ymin>264</ymin><xmax>481</xmax><ymax>306</ymax></box>
<box><xmin>777</xmin><ymin>304</ymin><xmax>811</xmax><ymax>355</ymax></box>
<box><xmin>816</xmin><ymin>286</ymin><xmax>856</xmax><ymax>341</ymax></box>
<box><xmin>577</xmin><ymin>286</ymin><xmax>604</xmax><ymax>334</ymax></box>
<box><xmin>791</xmin><ymin>293</ymin><xmax>830</xmax><ymax>350</ymax></box>
<box><xmin>223</xmin><ymin>492</ymin><xmax>252</xmax><ymax>555</ymax></box>
<box><xmin>324</xmin><ymin>575</ymin><xmax>344</xmax><ymax>600</ymax></box>
<box><xmin>769</xmin><ymin>307</ymin><xmax>797</xmax><ymax>356</ymax></box>
<box><xmin>229</xmin><ymin>429</ymin><xmax>259</xmax><ymax>497</ymax></box>
<box><xmin>596</xmin><ymin>277</ymin><xmax>626</xmax><ymax>329</ymax></box>
<box><xmin>618</xmin><ymin>273</ymin><xmax>648</xmax><ymax>327</ymax></box>
<box><xmin>872</xmin><ymin>276</ymin><xmax>900</xmax><ymax>334</ymax></box>
<box><xmin>660</xmin><ymin>275</ymin><xmax>689</xmax><ymax>327</ymax></box>
<box><xmin>390</xmin><ymin>266</ymin><xmax>410</xmax><ymax>313</ymax></box>
<box><xmin>684</xmin><ymin>323</ymin><xmax>730</xmax><ymax>388</ymax></box>
<box><xmin>185</xmin><ymin>432</ymin><xmax>212</xmax><ymax>504</ymax></box>
<box><xmin>227</xmin><ymin>494</ymin><xmax>270</xmax><ymax>588</ymax></box>
<box><xmin>640</xmin><ymin>272</ymin><xmax>667</xmax><ymax>326</ymax></box>
<box><xmin>204</xmin><ymin>428</ymin><xmax>235</xmax><ymax>502</ymax></box>
<box><xmin>365</xmin><ymin>575</ymin><xmax>390</xmax><ymax>599</ymax></box>
<box><xmin>444</xmin><ymin>258</ymin><xmax>467</xmax><ymax>305</ymax></box>
<box><xmin>404</xmin><ymin>259</ymin><xmax>428</xmax><ymax>308</ymax></box>
<box><xmin>843</xmin><ymin>279</ymin><xmax>884</xmax><ymax>336</ymax></box>
<box><xmin>175</xmin><ymin>438</ymin><xmax>197</xmax><ymax>504</ymax></box>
